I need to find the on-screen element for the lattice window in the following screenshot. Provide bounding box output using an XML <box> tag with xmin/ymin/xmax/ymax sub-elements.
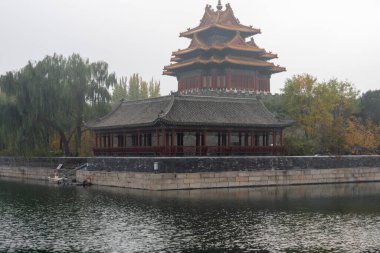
<box><xmin>217</xmin><ymin>75</ymin><xmax>226</xmax><ymax>87</ymax></box>
<box><xmin>203</xmin><ymin>76</ymin><xmax>212</xmax><ymax>88</ymax></box>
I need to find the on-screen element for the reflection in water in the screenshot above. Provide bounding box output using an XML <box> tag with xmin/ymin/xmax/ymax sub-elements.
<box><xmin>0</xmin><ymin>178</ymin><xmax>380</xmax><ymax>253</ymax></box>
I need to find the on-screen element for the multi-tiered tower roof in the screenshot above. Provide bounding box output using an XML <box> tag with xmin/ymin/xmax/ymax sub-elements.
<box><xmin>164</xmin><ymin>1</ymin><xmax>285</xmax><ymax>94</ymax></box>
<box><xmin>86</xmin><ymin>1</ymin><xmax>292</xmax><ymax>157</ymax></box>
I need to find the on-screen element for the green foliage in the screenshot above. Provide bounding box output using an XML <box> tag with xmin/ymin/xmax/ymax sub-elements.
<box><xmin>260</xmin><ymin>93</ymin><xmax>289</xmax><ymax>119</ymax></box>
<box><xmin>85</xmin><ymin>60</ymin><xmax>116</xmax><ymax>119</ymax></box>
<box><xmin>0</xmin><ymin>54</ymin><xmax>116</xmax><ymax>156</ymax></box>
<box><xmin>112</xmin><ymin>74</ymin><xmax>161</xmax><ymax>102</ymax></box>
<box><xmin>0</xmin><ymin>56</ymin><xmax>160</xmax><ymax>157</ymax></box>
<box><xmin>283</xmin><ymin>126</ymin><xmax>315</xmax><ymax>155</ymax></box>
<box><xmin>360</xmin><ymin>90</ymin><xmax>380</xmax><ymax>124</ymax></box>
<box><xmin>128</xmin><ymin>73</ymin><xmax>140</xmax><ymax>100</ymax></box>
<box><xmin>140</xmin><ymin>80</ymin><xmax>149</xmax><ymax>99</ymax></box>
<box><xmin>0</xmin><ymin>56</ymin><xmax>66</xmax><ymax>155</ymax></box>
<box><xmin>112</xmin><ymin>77</ymin><xmax>128</xmax><ymax>102</ymax></box>
<box><xmin>0</xmin><ymin>89</ymin><xmax>8</xmax><ymax>151</ymax></box>
<box><xmin>281</xmin><ymin>74</ymin><xmax>359</xmax><ymax>155</ymax></box>
<box><xmin>148</xmin><ymin>78</ymin><xmax>161</xmax><ymax>98</ymax></box>
<box><xmin>317</xmin><ymin>117</ymin><xmax>348</xmax><ymax>155</ymax></box>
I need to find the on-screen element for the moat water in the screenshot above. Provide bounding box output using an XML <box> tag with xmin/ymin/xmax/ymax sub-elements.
<box><xmin>1</xmin><ymin>178</ymin><xmax>380</xmax><ymax>253</ymax></box>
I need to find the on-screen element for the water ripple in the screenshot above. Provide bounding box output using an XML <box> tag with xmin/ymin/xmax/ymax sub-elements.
<box><xmin>1</xmin><ymin>179</ymin><xmax>380</xmax><ymax>252</ymax></box>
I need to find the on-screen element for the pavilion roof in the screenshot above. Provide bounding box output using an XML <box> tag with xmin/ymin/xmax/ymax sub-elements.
<box><xmin>173</xmin><ymin>32</ymin><xmax>266</xmax><ymax>56</ymax></box>
<box><xmin>164</xmin><ymin>55</ymin><xmax>285</xmax><ymax>75</ymax></box>
<box><xmin>164</xmin><ymin>2</ymin><xmax>285</xmax><ymax>76</ymax></box>
<box><xmin>180</xmin><ymin>3</ymin><xmax>260</xmax><ymax>38</ymax></box>
<box><xmin>86</xmin><ymin>93</ymin><xmax>292</xmax><ymax>130</ymax></box>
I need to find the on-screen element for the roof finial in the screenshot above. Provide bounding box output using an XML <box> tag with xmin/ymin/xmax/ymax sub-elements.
<box><xmin>217</xmin><ymin>0</ymin><xmax>223</xmax><ymax>10</ymax></box>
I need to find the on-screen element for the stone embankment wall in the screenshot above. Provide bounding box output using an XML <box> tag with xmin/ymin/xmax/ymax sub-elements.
<box><xmin>77</xmin><ymin>167</ymin><xmax>380</xmax><ymax>191</ymax></box>
<box><xmin>1</xmin><ymin>156</ymin><xmax>380</xmax><ymax>190</ymax></box>
<box><xmin>0</xmin><ymin>157</ymin><xmax>87</xmax><ymax>180</ymax></box>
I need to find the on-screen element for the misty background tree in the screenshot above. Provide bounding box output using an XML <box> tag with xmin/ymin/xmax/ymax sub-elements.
<box><xmin>111</xmin><ymin>73</ymin><xmax>161</xmax><ymax>102</ymax></box>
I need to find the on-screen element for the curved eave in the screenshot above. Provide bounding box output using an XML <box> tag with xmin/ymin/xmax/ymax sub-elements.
<box><xmin>180</xmin><ymin>24</ymin><xmax>260</xmax><ymax>38</ymax></box>
<box><xmin>173</xmin><ymin>44</ymin><xmax>265</xmax><ymax>57</ymax></box>
<box><xmin>260</xmin><ymin>53</ymin><xmax>278</xmax><ymax>60</ymax></box>
<box><xmin>270</xmin><ymin>66</ymin><xmax>286</xmax><ymax>73</ymax></box>
<box><xmin>163</xmin><ymin>70</ymin><xmax>175</xmax><ymax>76</ymax></box>
<box><xmin>171</xmin><ymin>56</ymin><xmax>181</xmax><ymax>62</ymax></box>
<box><xmin>87</xmin><ymin>119</ymin><xmax>161</xmax><ymax>131</ymax></box>
<box><xmin>85</xmin><ymin>101</ymin><xmax>124</xmax><ymax>129</ymax></box>
<box><xmin>164</xmin><ymin>56</ymin><xmax>276</xmax><ymax>71</ymax></box>
<box><xmin>88</xmin><ymin>118</ymin><xmax>293</xmax><ymax>131</ymax></box>
<box><xmin>160</xmin><ymin>119</ymin><xmax>294</xmax><ymax>128</ymax></box>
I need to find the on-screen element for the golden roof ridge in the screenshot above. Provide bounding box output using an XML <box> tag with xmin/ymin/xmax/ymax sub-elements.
<box><xmin>180</xmin><ymin>3</ymin><xmax>260</xmax><ymax>38</ymax></box>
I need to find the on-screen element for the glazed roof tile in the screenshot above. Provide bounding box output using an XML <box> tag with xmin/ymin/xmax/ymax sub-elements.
<box><xmin>173</xmin><ymin>32</ymin><xmax>265</xmax><ymax>56</ymax></box>
<box><xmin>86</xmin><ymin>94</ymin><xmax>292</xmax><ymax>130</ymax></box>
<box><xmin>165</xmin><ymin>55</ymin><xmax>279</xmax><ymax>72</ymax></box>
<box><xmin>180</xmin><ymin>4</ymin><xmax>260</xmax><ymax>38</ymax></box>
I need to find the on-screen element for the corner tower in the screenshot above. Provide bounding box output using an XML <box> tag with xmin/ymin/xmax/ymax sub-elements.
<box><xmin>163</xmin><ymin>1</ymin><xmax>285</xmax><ymax>94</ymax></box>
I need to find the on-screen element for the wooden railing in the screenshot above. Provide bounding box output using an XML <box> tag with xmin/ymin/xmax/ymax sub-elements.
<box><xmin>93</xmin><ymin>145</ymin><xmax>285</xmax><ymax>156</ymax></box>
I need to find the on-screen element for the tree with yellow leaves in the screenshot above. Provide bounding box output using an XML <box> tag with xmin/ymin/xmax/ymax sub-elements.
<box><xmin>282</xmin><ymin>74</ymin><xmax>359</xmax><ymax>155</ymax></box>
<box><xmin>345</xmin><ymin>118</ymin><xmax>378</xmax><ymax>154</ymax></box>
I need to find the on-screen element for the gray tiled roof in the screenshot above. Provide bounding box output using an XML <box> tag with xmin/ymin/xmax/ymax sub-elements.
<box><xmin>86</xmin><ymin>93</ymin><xmax>292</xmax><ymax>130</ymax></box>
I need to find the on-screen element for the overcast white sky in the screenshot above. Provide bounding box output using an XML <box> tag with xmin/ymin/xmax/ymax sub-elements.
<box><xmin>1</xmin><ymin>0</ymin><xmax>379</xmax><ymax>95</ymax></box>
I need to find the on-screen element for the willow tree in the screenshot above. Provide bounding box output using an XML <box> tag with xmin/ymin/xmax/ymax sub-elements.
<box><xmin>0</xmin><ymin>55</ymin><xmax>67</xmax><ymax>155</ymax></box>
<box><xmin>65</xmin><ymin>55</ymin><xmax>116</xmax><ymax>155</ymax></box>
<box><xmin>0</xmin><ymin>87</ymin><xmax>15</xmax><ymax>152</ymax></box>
<box><xmin>0</xmin><ymin>54</ymin><xmax>116</xmax><ymax>156</ymax></box>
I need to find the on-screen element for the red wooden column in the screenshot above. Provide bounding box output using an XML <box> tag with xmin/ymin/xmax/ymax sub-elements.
<box><xmin>199</xmin><ymin>72</ymin><xmax>203</xmax><ymax>90</ymax></box>
<box><xmin>95</xmin><ymin>134</ymin><xmax>98</xmax><ymax>148</ymax></box>
<box><xmin>171</xmin><ymin>129</ymin><xmax>175</xmax><ymax>155</ymax></box>
<box><xmin>212</xmin><ymin>69</ymin><xmax>216</xmax><ymax>88</ymax></box>
<box><xmin>161</xmin><ymin>128</ymin><xmax>166</xmax><ymax>155</ymax></box>
<box><xmin>273</xmin><ymin>129</ymin><xmax>277</xmax><ymax>155</ymax></box>
<box><xmin>227</xmin><ymin>130</ymin><xmax>231</xmax><ymax>155</ymax></box>
<box><xmin>227</xmin><ymin>69</ymin><xmax>232</xmax><ymax>90</ymax></box>
<box><xmin>156</xmin><ymin>129</ymin><xmax>159</xmax><ymax>147</ymax></box>
<box><xmin>203</xmin><ymin>130</ymin><xmax>207</xmax><ymax>155</ymax></box>
<box><xmin>280</xmin><ymin>129</ymin><xmax>283</xmax><ymax>146</ymax></box>
<box><xmin>263</xmin><ymin>132</ymin><xmax>266</xmax><ymax>146</ymax></box>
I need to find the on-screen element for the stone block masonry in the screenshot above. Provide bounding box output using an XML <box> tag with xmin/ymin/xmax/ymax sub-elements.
<box><xmin>1</xmin><ymin>156</ymin><xmax>380</xmax><ymax>190</ymax></box>
<box><xmin>0</xmin><ymin>157</ymin><xmax>87</xmax><ymax>181</ymax></box>
<box><xmin>76</xmin><ymin>167</ymin><xmax>380</xmax><ymax>190</ymax></box>
<box><xmin>0</xmin><ymin>166</ymin><xmax>56</xmax><ymax>181</ymax></box>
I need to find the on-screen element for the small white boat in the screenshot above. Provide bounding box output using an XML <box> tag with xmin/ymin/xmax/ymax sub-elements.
<box><xmin>48</xmin><ymin>174</ymin><xmax>65</xmax><ymax>184</ymax></box>
<box><xmin>48</xmin><ymin>164</ymin><xmax>65</xmax><ymax>184</ymax></box>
